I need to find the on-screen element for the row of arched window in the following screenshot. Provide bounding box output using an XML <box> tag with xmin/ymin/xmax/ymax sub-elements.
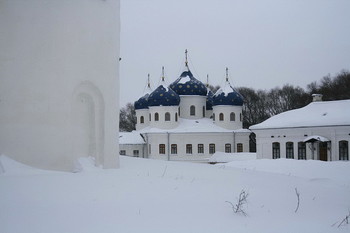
<box><xmin>272</xmin><ymin>140</ymin><xmax>349</xmax><ymax>160</ymax></box>
<box><xmin>213</xmin><ymin>112</ymin><xmax>242</xmax><ymax>122</ymax></box>
<box><xmin>139</xmin><ymin>112</ymin><xmax>178</xmax><ymax>124</ymax></box>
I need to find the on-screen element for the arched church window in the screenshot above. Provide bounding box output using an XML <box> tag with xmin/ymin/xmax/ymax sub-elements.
<box><xmin>175</xmin><ymin>113</ymin><xmax>178</xmax><ymax>122</ymax></box>
<box><xmin>298</xmin><ymin>142</ymin><xmax>306</xmax><ymax>160</ymax></box>
<box><xmin>240</xmin><ymin>113</ymin><xmax>242</xmax><ymax>122</ymax></box>
<box><xmin>230</xmin><ymin>112</ymin><xmax>235</xmax><ymax>121</ymax></box>
<box><xmin>225</xmin><ymin>144</ymin><xmax>231</xmax><ymax>153</ymax></box>
<box><xmin>155</xmin><ymin>112</ymin><xmax>159</xmax><ymax>121</ymax></box>
<box><xmin>272</xmin><ymin>142</ymin><xmax>280</xmax><ymax>159</ymax></box>
<box><xmin>178</xmin><ymin>107</ymin><xmax>180</xmax><ymax>116</ymax></box>
<box><xmin>203</xmin><ymin>106</ymin><xmax>205</xmax><ymax>117</ymax></box>
<box><xmin>209</xmin><ymin>144</ymin><xmax>215</xmax><ymax>154</ymax></box>
<box><xmin>149</xmin><ymin>113</ymin><xmax>151</xmax><ymax>121</ymax></box>
<box><xmin>339</xmin><ymin>140</ymin><xmax>349</xmax><ymax>160</ymax></box>
<box><xmin>286</xmin><ymin>142</ymin><xmax>294</xmax><ymax>159</ymax></box>
<box><xmin>213</xmin><ymin>113</ymin><xmax>215</xmax><ymax>121</ymax></box>
<box><xmin>140</xmin><ymin>116</ymin><xmax>144</xmax><ymax>124</ymax></box>
<box><xmin>219</xmin><ymin>113</ymin><xmax>224</xmax><ymax>121</ymax></box>
<box><xmin>165</xmin><ymin>112</ymin><xmax>170</xmax><ymax>121</ymax></box>
<box><xmin>237</xmin><ymin>143</ymin><xmax>243</xmax><ymax>152</ymax></box>
<box><xmin>190</xmin><ymin>105</ymin><xmax>195</xmax><ymax>116</ymax></box>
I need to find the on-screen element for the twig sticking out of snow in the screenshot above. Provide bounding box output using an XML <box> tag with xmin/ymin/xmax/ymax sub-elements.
<box><xmin>337</xmin><ymin>211</ymin><xmax>350</xmax><ymax>228</ymax></box>
<box><xmin>295</xmin><ymin>188</ymin><xmax>300</xmax><ymax>213</ymax></box>
<box><xmin>226</xmin><ymin>189</ymin><xmax>249</xmax><ymax>216</ymax></box>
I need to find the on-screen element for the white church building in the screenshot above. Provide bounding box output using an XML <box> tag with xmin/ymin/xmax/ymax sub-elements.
<box><xmin>250</xmin><ymin>95</ymin><xmax>350</xmax><ymax>161</ymax></box>
<box><xmin>119</xmin><ymin>53</ymin><xmax>251</xmax><ymax>161</ymax></box>
<box><xmin>0</xmin><ymin>0</ymin><xmax>120</xmax><ymax>171</ymax></box>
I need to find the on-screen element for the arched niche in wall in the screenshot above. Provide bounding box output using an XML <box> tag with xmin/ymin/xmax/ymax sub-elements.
<box><xmin>71</xmin><ymin>81</ymin><xmax>105</xmax><ymax>167</ymax></box>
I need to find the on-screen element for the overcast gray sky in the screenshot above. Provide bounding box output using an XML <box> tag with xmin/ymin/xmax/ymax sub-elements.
<box><xmin>120</xmin><ymin>0</ymin><xmax>350</xmax><ymax>107</ymax></box>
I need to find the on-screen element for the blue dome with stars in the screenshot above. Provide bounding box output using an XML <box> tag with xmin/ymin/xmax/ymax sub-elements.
<box><xmin>134</xmin><ymin>93</ymin><xmax>150</xmax><ymax>110</ymax></box>
<box><xmin>169</xmin><ymin>70</ymin><xmax>207</xmax><ymax>96</ymax></box>
<box><xmin>148</xmin><ymin>84</ymin><xmax>180</xmax><ymax>107</ymax></box>
<box><xmin>213</xmin><ymin>82</ymin><xmax>243</xmax><ymax>106</ymax></box>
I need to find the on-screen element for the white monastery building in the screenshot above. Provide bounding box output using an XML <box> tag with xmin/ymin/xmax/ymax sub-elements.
<box><xmin>119</xmin><ymin>52</ymin><xmax>251</xmax><ymax>161</ymax></box>
<box><xmin>250</xmin><ymin>95</ymin><xmax>350</xmax><ymax>161</ymax></box>
<box><xmin>0</xmin><ymin>0</ymin><xmax>120</xmax><ymax>171</ymax></box>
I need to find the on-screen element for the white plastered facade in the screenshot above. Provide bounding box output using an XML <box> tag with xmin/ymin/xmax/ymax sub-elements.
<box><xmin>253</xmin><ymin>126</ymin><xmax>350</xmax><ymax>161</ymax></box>
<box><xmin>250</xmin><ymin>100</ymin><xmax>350</xmax><ymax>161</ymax></box>
<box><xmin>0</xmin><ymin>0</ymin><xmax>120</xmax><ymax>171</ymax></box>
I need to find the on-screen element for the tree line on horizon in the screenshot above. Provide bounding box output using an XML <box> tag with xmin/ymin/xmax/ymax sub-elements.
<box><xmin>120</xmin><ymin>70</ymin><xmax>350</xmax><ymax>132</ymax></box>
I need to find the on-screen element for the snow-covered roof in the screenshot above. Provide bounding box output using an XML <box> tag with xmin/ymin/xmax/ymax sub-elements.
<box><xmin>137</xmin><ymin>118</ymin><xmax>251</xmax><ymax>134</ymax></box>
<box><xmin>147</xmin><ymin>83</ymin><xmax>180</xmax><ymax>107</ymax></box>
<box><xmin>213</xmin><ymin>80</ymin><xmax>243</xmax><ymax>106</ymax></box>
<box><xmin>303</xmin><ymin>135</ymin><xmax>330</xmax><ymax>143</ymax></box>
<box><xmin>169</xmin><ymin>70</ymin><xmax>207</xmax><ymax>96</ymax></box>
<box><xmin>250</xmin><ymin>99</ymin><xmax>350</xmax><ymax>130</ymax></box>
<box><xmin>119</xmin><ymin>132</ymin><xmax>145</xmax><ymax>144</ymax></box>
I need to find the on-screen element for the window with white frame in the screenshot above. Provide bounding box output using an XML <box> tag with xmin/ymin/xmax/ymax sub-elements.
<box><xmin>209</xmin><ymin>144</ymin><xmax>215</xmax><ymax>154</ymax></box>
<box><xmin>159</xmin><ymin>144</ymin><xmax>165</xmax><ymax>154</ymax></box>
<box><xmin>225</xmin><ymin>144</ymin><xmax>231</xmax><ymax>153</ymax></box>
<box><xmin>298</xmin><ymin>142</ymin><xmax>306</xmax><ymax>160</ymax></box>
<box><xmin>286</xmin><ymin>142</ymin><xmax>294</xmax><ymax>159</ymax></box>
<box><xmin>186</xmin><ymin>144</ymin><xmax>192</xmax><ymax>154</ymax></box>
<box><xmin>198</xmin><ymin>144</ymin><xmax>204</xmax><ymax>154</ymax></box>
<box><xmin>339</xmin><ymin>140</ymin><xmax>349</xmax><ymax>160</ymax></box>
<box><xmin>171</xmin><ymin>144</ymin><xmax>177</xmax><ymax>154</ymax></box>
<box><xmin>272</xmin><ymin>142</ymin><xmax>280</xmax><ymax>159</ymax></box>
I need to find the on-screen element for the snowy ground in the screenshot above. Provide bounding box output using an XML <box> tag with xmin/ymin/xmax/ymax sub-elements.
<box><xmin>1</xmin><ymin>155</ymin><xmax>350</xmax><ymax>233</ymax></box>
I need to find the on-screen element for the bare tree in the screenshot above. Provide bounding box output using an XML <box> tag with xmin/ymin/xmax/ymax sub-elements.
<box><xmin>119</xmin><ymin>103</ymin><xmax>136</xmax><ymax>132</ymax></box>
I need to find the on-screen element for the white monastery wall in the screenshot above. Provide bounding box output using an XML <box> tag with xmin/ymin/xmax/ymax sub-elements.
<box><xmin>0</xmin><ymin>0</ymin><xmax>120</xmax><ymax>171</ymax></box>
<box><xmin>145</xmin><ymin>132</ymin><xmax>250</xmax><ymax>161</ymax></box>
<box><xmin>119</xmin><ymin>144</ymin><xmax>146</xmax><ymax>158</ymax></box>
<box><xmin>254</xmin><ymin>126</ymin><xmax>350</xmax><ymax>161</ymax></box>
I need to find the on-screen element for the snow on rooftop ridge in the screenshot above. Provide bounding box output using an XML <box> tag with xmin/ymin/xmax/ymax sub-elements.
<box><xmin>119</xmin><ymin>132</ymin><xmax>145</xmax><ymax>144</ymax></box>
<box><xmin>178</xmin><ymin>76</ymin><xmax>191</xmax><ymax>84</ymax></box>
<box><xmin>214</xmin><ymin>80</ymin><xmax>234</xmax><ymax>97</ymax></box>
<box><xmin>250</xmin><ymin>99</ymin><xmax>350</xmax><ymax>130</ymax></box>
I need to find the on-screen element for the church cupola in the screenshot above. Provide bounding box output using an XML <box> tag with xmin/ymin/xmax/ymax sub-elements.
<box><xmin>148</xmin><ymin>67</ymin><xmax>180</xmax><ymax>129</ymax></box>
<box><xmin>213</xmin><ymin>68</ymin><xmax>243</xmax><ymax>106</ymax></box>
<box><xmin>212</xmin><ymin>68</ymin><xmax>243</xmax><ymax>130</ymax></box>
<box><xmin>135</xmin><ymin>74</ymin><xmax>153</xmax><ymax>130</ymax></box>
<box><xmin>169</xmin><ymin>50</ymin><xmax>207</xmax><ymax>119</ymax></box>
<box><xmin>134</xmin><ymin>74</ymin><xmax>152</xmax><ymax>110</ymax></box>
<box><xmin>169</xmin><ymin>50</ymin><xmax>207</xmax><ymax>96</ymax></box>
<box><xmin>148</xmin><ymin>68</ymin><xmax>180</xmax><ymax>107</ymax></box>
